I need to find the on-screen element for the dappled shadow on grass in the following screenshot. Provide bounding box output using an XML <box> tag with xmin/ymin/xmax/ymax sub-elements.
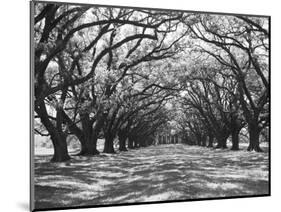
<box><xmin>34</xmin><ymin>144</ymin><xmax>269</xmax><ymax>209</ymax></box>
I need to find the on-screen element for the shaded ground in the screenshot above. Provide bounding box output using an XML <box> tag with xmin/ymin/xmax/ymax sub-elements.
<box><xmin>34</xmin><ymin>144</ymin><xmax>269</xmax><ymax>209</ymax></box>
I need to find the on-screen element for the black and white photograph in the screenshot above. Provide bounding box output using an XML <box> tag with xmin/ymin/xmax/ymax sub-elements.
<box><xmin>30</xmin><ymin>0</ymin><xmax>270</xmax><ymax>211</ymax></box>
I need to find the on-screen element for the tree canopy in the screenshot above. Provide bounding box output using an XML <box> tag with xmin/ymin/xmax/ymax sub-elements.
<box><xmin>33</xmin><ymin>3</ymin><xmax>269</xmax><ymax>162</ymax></box>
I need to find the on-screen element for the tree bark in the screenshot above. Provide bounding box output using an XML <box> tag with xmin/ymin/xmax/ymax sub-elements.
<box><xmin>77</xmin><ymin>112</ymin><xmax>100</xmax><ymax>155</ymax></box>
<box><xmin>36</xmin><ymin>103</ymin><xmax>71</xmax><ymax>162</ymax></box>
<box><xmin>171</xmin><ymin>135</ymin><xmax>174</xmax><ymax>144</ymax></box>
<box><xmin>216</xmin><ymin>137</ymin><xmax>228</xmax><ymax>149</ymax></box>
<box><xmin>202</xmin><ymin>139</ymin><xmax>206</xmax><ymax>146</ymax></box>
<box><xmin>119</xmin><ymin>136</ymin><xmax>128</xmax><ymax>151</ymax></box>
<box><xmin>163</xmin><ymin>135</ymin><xmax>166</xmax><ymax>144</ymax></box>
<box><xmin>175</xmin><ymin>134</ymin><xmax>178</xmax><ymax>144</ymax></box>
<box><xmin>53</xmin><ymin>103</ymin><xmax>71</xmax><ymax>162</ymax></box>
<box><xmin>207</xmin><ymin>135</ymin><xmax>213</xmax><ymax>147</ymax></box>
<box><xmin>51</xmin><ymin>133</ymin><xmax>71</xmax><ymax>162</ymax></box>
<box><xmin>140</xmin><ymin>138</ymin><xmax>148</xmax><ymax>147</ymax></box>
<box><xmin>103</xmin><ymin>134</ymin><xmax>115</xmax><ymax>153</ymax></box>
<box><xmin>158</xmin><ymin>135</ymin><xmax>162</xmax><ymax>145</ymax></box>
<box><xmin>231</xmin><ymin>129</ymin><xmax>240</xmax><ymax>151</ymax></box>
<box><xmin>247</xmin><ymin>124</ymin><xmax>263</xmax><ymax>152</ymax></box>
<box><xmin>79</xmin><ymin>136</ymin><xmax>100</xmax><ymax>155</ymax></box>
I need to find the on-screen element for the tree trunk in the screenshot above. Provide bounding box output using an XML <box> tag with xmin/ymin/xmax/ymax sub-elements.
<box><xmin>128</xmin><ymin>137</ymin><xmax>134</xmax><ymax>149</ymax></box>
<box><xmin>139</xmin><ymin>140</ymin><xmax>145</xmax><ymax>147</ymax></box>
<box><xmin>36</xmin><ymin>103</ymin><xmax>71</xmax><ymax>162</ymax></box>
<box><xmin>103</xmin><ymin>135</ymin><xmax>115</xmax><ymax>153</ymax></box>
<box><xmin>171</xmin><ymin>135</ymin><xmax>174</xmax><ymax>144</ymax></box>
<box><xmin>148</xmin><ymin>138</ymin><xmax>154</xmax><ymax>146</ymax></box>
<box><xmin>163</xmin><ymin>136</ymin><xmax>166</xmax><ymax>144</ymax></box>
<box><xmin>207</xmin><ymin>135</ymin><xmax>213</xmax><ymax>147</ymax></box>
<box><xmin>119</xmin><ymin>136</ymin><xmax>128</xmax><ymax>151</ymax></box>
<box><xmin>231</xmin><ymin>129</ymin><xmax>240</xmax><ymax>151</ymax></box>
<box><xmin>140</xmin><ymin>138</ymin><xmax>148</xmax><ymax>147</ymax></box>
<box><xmin>196</xmin><ymin>135</ymin><xmax>202</xmax><ymax>146</ymax></box>
<box><xmin>90</xmin><ymin>112</ymin><xmax>107</xmax><ymax>153</ymax></box>
<box><xmin>158</xmin><ymin>135</ymin><xmax>162</xmax><ymax>145</ymax></box>
<box><xmin>78</xmin><ymin>113</ymin><xmax>100</xmax><ymax>156</ymax></box>
<box><xmin>216</xmin><ymin>137</ymin><xmax>227</xmax><ymax>149</ymax></box>
<box><xmin>202</xmin><ymin>139</ymin><xmax>206</xmax><ymax>147</ymax></box>
<box><xmin>79</xmin><ymin>136</ymin><xmax>100</xmax><ymax>155</ymax></box>
<box><xmin>51</xmin><ymin>133</ymin><xmax>71</xmax><ymax>162</ymax></box>
<box><xmin>247</xmin><ymin>124</ymin><xmax>263</xmax><ymax>152</ymax></box>
<box><xmin>186</xmin><ymin>136</ymin><xmax>194</xmax><ymax>145</ymax></box>
<box><xmin>92</xmin><ymin>134</ymin><xmax>100</xmax><ymax>154</ymax></box>
<box><xmin>53</xmin><ymin>104</ymin><xmax>71</xmax><ymax>162</ymax></box>
<box><xmin>133</xmin><ymin>139</ymin><xmax>139</xmax><ymax>148</ymax></box>
<box><xmin>175</xmin><ymin>134</ymin><xmax>178</xmax><ymax>144</ymax></box>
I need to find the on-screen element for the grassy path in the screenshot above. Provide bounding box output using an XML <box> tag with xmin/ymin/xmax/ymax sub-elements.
<box><xmin>34</xmin><ymin>144</ymin><xmax>269</xmax><ymax>209</ymax></box>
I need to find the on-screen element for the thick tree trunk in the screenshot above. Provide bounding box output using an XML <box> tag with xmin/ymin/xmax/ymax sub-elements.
<box><xmin>162</xmin><ymin>136</ymin><xmax>166</xmax><ymax>144</ymax></box>
<box><xmin>231</xmin><ymin>130</ymin><xmax>240</xmax><ymax>151</ymax></box>
<box><xmin>207</xmin><ymin>135</ymin><xmax>213</xmax><ymax>147</ymax></box>
<box><xmin>148</xmin><ymin>138</ymin><xmax>154</xmax><ymax>146</ymax></box>
<box><xmin>158</xmin><ymin>135</ymin><xmax>162</xmax><ymax>145</ymax></box>
<box><xmin>78</xmin><ymin>113</ymin><xmax>100</xmax><ymax>156</ymax></box>
<box><xmin>247</xmin><ymin>124</ymin><xmax>263</xmax><ymax>152</ymax></box>
<box><xmin>202</xmin><ymin>139</ymin><xmax>206</xmax><ymax>146</ymax></box>
<box><xmin>103</xmin><ymin>135</ymin><xmax>115</xmax><ymax>153</ymax></box>
<box><xmin>202</xmin><ymin>135</ymin><xmax>207</xmax><ymax>147</ymax></box>
<box><xmin>119</xmin><ymin>136</ymin><xmax>128</xmax><ymax>151</ymax></box>
<box><xmin>53</xmin><ymin>104</ymin><xmax>71</xmax><ymax>162</ymax></box>
<box><xmin>175</xmin><ymin>134</ymin><xmax>178</xmax><ymax>144</ymax></box>
<box><xmin>221</xmin><ymin>141</ymin><xmax>227</xmax><ymax>148</ymax></box>
<box><xmin>51</xmin><ymin>133</ymin><xmax>71</xmax><ymax>162</ymax></box>
<box><xmin>216</xmin><ymin>137</ymin><xmax>227</xmax><ymax>149</ymax></box>
<box><xmin>140</xmin><ymin>138</ymin><xmax>148</xmax><ymax>147</ymax></box>
<box><xmin>139</xmin><ymin>141</ymin><xmax>145</xmax><ymax>147</ymax></box>
<box><xmin>90</xmin><ymin>112</ymin><xmax>107</xmax><ymax>153</ymax></box>
<box><xmin>171</xmin><ymin>135</ymin><xmax>174</xmax><ymax>144</ymax></box>
<box><xmin>36</xmin><ymin>103</ymin><xmax>71</xmax><ymax>162</ymax></box>
<box><xmin>61</xmin><ymin>110</ymin><xmax>91</xmax><ymax>155</ymax></box>
<box><xmin>79</xmin><ymin>136</ymin><xmax>99</xmax><ymax>155</ymax></box>
<box><xmin>230</xmin><ymin>115</ymin><xmax>243</xmax><ymax>151</ymax></box>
